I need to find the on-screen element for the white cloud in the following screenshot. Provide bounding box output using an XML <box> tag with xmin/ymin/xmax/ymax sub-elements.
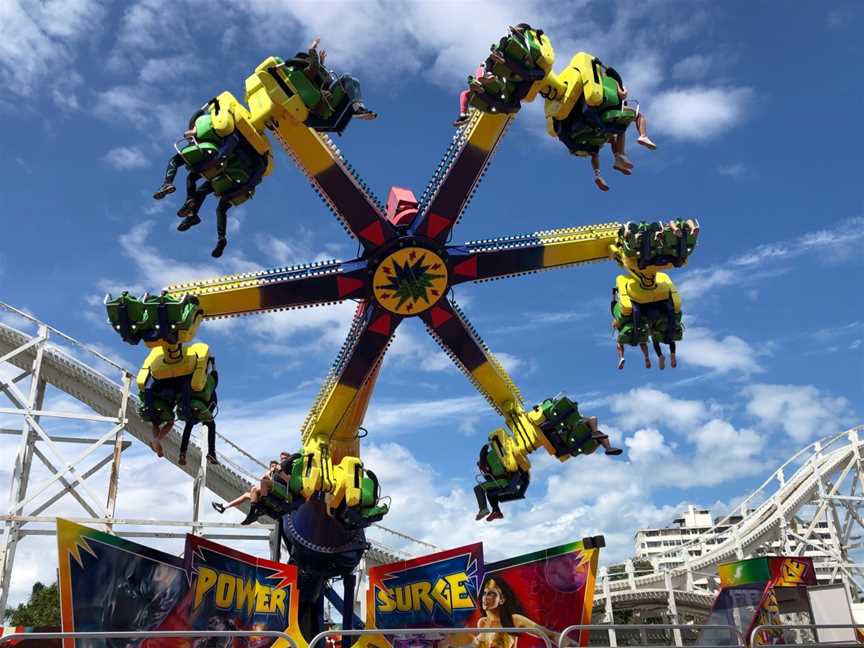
<box><xmin>679</xmin><ymin>217</ymin><xmax>863</xmax><ymax>302</ymax></box>
<box><xmin>236</xmin><ymin>0</ymin><xmax>558</xmax><ymax>88</ymax></box>
<box><xmin>625</xmin><ymin>427</ymin><xmax>670</xmax><ymax>462</ymax></box>
<box><xmin>650</xmin><ymin>86</ymin><xmax>753</xmax><ymax>141</ymax></box>
<box><xmin>139</xmin><ymin>55</ymin><xmax>200</xmax><ymax>84</ymax></box>
<box><xmin>690</xmin><ymin>418</ymin><xmax>763</xmax><ymax>459</ymax></box>
<box><xmin>115</xmin><ymin>0</ymin><xmax>191</xmax><ymax>52</ymax></box>
<box><xmin>734</xmin><ymin>216</ymin><xmax>864</xmax><ymax>268</ymax></box>
<box><xmin>679</xmin><ymin>326</ymin><xmax>763</xmax><ymax>375</ymax></box>
<box><xmin>94</xmin><ymin>85</ymin><xmax>192</xmax><ymax>139</ymax></box>
<box><xmin>609</xmin><ymin>387</ymin><xmax>708</xmax><ymax>432</ymax></box>
<box><xmin>0</xmin><ymin>0</ymin><xmax>104</xmax><ymax>96</ymax></box>
<box><xmin>618</xmin><ymin>52</ymin><xmax>664</xmax><ymax>97</ymax></box>
<box><xmin>103</xmin><ymin>146</ymin><xmax>150</xmax><ymax>170</ymax></box>
<box><xmin>744</xmin><ymin>384</ymin><xmax>854</xmax><ymax>442</ymax></box>
<box><xmin>488</xmin><ymin>310</ymin><xmax>589</xmax><ymax>335</ymax></box>
<box><xmin>117</xmin><ymin>221</ymin><xmax>260</xmax><ymax>288</ymax></box>
<box><xmin>494</xmin><ymin>351</ymin><xmax>523</xmax><ymax>374</ymax></box>
<box><xmin>671</xmin><ymin>54</ymin><xmax>713</xmax><ymax>80</ymax></box>
<box><xmin>604</xmin><ymin>415</ymin><xmax>766</xmax><ymax>491</ymax></box>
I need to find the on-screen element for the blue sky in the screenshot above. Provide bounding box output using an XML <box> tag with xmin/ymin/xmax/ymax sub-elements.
<box><xmin>1</xmin><ymin>0</ymin><xmax>863</xmax><ymax>602</ymax></box>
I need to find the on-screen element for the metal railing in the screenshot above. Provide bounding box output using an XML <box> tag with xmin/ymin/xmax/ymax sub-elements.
<box><xmin>750</xmin><ymin>623</ymin><xmax>864</xmax><ymax>647</ymax></box>
<box><xmin>558</xmin><ymin>624</ymin><xmax>744</xmax><ymax>648</ymax></box>
<box><xmin>308</xmin><ymin>627</ymin><xmax>554</xmax><ymax>648</ymax></box>
<box><xmin>0</xmin><ymin>631</ymin><xmax>298</xmax><ymax>648</ymax></box>
<box><xmin>4</xmin><ymin>624</ymin><xmax>864</xmax><ymax>648</ymax></box>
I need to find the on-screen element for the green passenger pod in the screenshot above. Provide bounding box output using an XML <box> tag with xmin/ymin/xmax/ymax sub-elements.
<box><xmin>105</xmin><ymin>292</ymin><xmax>201</xmax><ymax>345</ymax></box>
<box><xmin>538</xmin><ymin>395</ymin><xmax>598</xmax><ymax>457</ymax></box>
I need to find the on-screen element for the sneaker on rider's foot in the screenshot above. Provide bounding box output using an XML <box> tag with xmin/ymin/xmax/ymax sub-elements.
<box><xmin>475</xmin><ymin>508</ymin><xmax>490</xmax><ymax>521</ymax></box>
<box><xmin>211</xmin><ymin>238</ymin><xmax>227</xmax><ymax>258</ymax></box>
<box><xmin>637</xmin><ymin>135</ymin><xmax>657</xmax><ymax>150</ymax></box>
<box><xmin>352</xmin><ymin>103</ymin><xmax>377</xmax><ymax>120</ymax></box>
<box><xmin>240</xmin><ymin>505</ymin><xmax>260</xmax><ymax>526</ymax></box>
<box><xmin>153</xmin><ymin>184</ymin><xmax>175</xmax><ymax>200</ymax></box>
<box><xmin>486</xmin><ymin>511</ymin><xmax>504</xmax><ymax>522</ymax></box>
<box><xmin>605</xmin><ymin>447</ymin><xmax>624</xmax><ymax>456</ymax></box>
<box><xmin>453</xmin><ymin>113</ymin><xmax>470</xmax><ymax>127</ymax></box>
<box><xmin>177</xmin><ymin>215</ymin><xmax>201</xmax><ymax>232</ymax></box>
<box><xmin>177</xmin><ymin>199</ymin><xmax>198</xmax><ymax>218</ymax></box>
<box><xmin>211</xmin><ymin>501</ymin><xmax>225</xmax><ymax>514</ymax></box>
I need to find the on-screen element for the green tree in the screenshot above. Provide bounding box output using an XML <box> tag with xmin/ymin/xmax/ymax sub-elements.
<box><xmin>4</xmin><ymin>582</ymin><xmax>61</xmax><ymax>626</ymax></box>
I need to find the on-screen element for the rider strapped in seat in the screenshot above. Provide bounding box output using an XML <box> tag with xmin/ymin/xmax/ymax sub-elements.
<box><xmin>468</xmin><ymin>24</ymin><xmax>551</xmax><ymax>115</ymax></box>
<box><xmin>474</xmin><ymin>441</ymin><xmax>530</xmax><ymax>522</ymax></box>
<box><xmin>535</xmin><ymin>395</ymin><xmax>622</xmax><ymax>458</ymax></box>
<box><xmin>154</xmin><ymin>100</ymin><xmax>273</xmax><ymax>258</ymax></box>
<box><xmin>331</xmin><ymin>465</ymin><xmax>389</xmax><ymax>528</ymax></box>
<box><xmin>270</xmin><ymin>38</ymin><xmax>377</xmax><ymax>132</ymax></box>
<box><xmin>618</xmin><ymin>220</ymin><xmax>700</xmax><ymax>269</ymax></box>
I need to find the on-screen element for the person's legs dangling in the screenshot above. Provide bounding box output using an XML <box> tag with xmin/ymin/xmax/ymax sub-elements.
<box><xmin>211</xmin><ymin>199</ymin><xmax>231</xmax><ymax>257</ymax></box>
<box><xmin>474</xmin><ymin>484</ymin><xmax>490</xmax><ymax>520</ymax></box>
<box><xmin>486</xmin><ymin>492</ymin><xmax>503</xmax><ymax>521</ymax></box>
<box><xmin>179</xmin><ymin>420</ymin><xmax>194</xmax><ymax>465</ymax></box>
<box><xmin>652</xmin><ymin>339</ymin><xmax>666</xmax><ymax>370</ymax></box>
<box><xmin>154</xmin><ymin>154</ymin><xmax>184</xmax><ymax>199</ymax></box>
<box><xmin>205</xmin><ymin>420</ymin><xmax>217</xmax><ymax>463</ymax></box>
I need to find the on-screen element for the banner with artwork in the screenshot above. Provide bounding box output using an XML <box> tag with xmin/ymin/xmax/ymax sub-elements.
<box><xmin>718</xmin><ymin>556</ymin><xmax>816</xmax><ymax>589</ymax></box>
<box><xmin>481</xmin><ymin>541</ymin><xmax>600</xmax><ymax>648</ymax></box>
<box><xmin>365</xmin><ymin>542</ymin><xmax>483</xmax><ymax>648</ymax></box>
<box><xmin>56</xmin><ymin>519</ymin><xmax>303</xmax><ymax>648</ymax></box>
<box><xmin>363</xmin><ymin>539</ymin><xmax>600</xmax><ymax>648</ymax></box>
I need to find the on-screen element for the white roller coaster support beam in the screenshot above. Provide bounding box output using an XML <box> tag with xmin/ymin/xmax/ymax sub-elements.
<box><xmin>596</xmin><ymin>423</ymin><xmax>864</xmax><ymax>619</ymax></box>
<box><xmin>0</xmin><ymin>307</ymin><xmax>413</xmax><ymax>608</ymax></box>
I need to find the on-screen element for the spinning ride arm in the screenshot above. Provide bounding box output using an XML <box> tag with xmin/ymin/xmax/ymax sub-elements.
<box><xmin>410</xmin><ymin>112</ymin><xmax>514</xmax><ymax>244</ymax></box>
<box><xmin>243</xmin><ymin>59</ymin><xmax>398</xmax><ymax>252</ymax></box>
<box><xmin>163</xmin><ymin>258</ymin><xmax>369</xmax><ymax>318</ymax></box>
<box><xmin>419</xmin><ymin>299</ymin><xmax>556</xmax><ymax>468</ymax></box>
<box><xmin>447</xmin><ymin>222</ymin><xmax>621</xmax><ymax>284</ymax></box>
<box><xmin>298</xmin><ymin>301</ymin><xmax>400</xmax><ymax>502</ymax></box>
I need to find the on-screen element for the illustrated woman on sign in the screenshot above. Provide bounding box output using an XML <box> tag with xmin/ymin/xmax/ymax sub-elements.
<box><xmin>474</xmin><ymin>575</ymin><xmax>560</xmax><ymax>648</ymax></box>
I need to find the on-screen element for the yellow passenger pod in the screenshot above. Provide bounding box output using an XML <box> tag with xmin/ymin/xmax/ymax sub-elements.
<box><xmin>571</xmin><ymin>52</ymin><xmax>605</xmax><ymax>106</ymax></box>
<box><xmin>616</xmin><ymin>273</ymin><xmax>681</xmax><ymax>315</ymax></box>
<box><xmin>245</xmin><ymin>56</ymin><xmax>310</xmax><ymax>129</ymax></box>
<box><xmin>210</xmin><ymin>91</ymin><xmax>271</xmax><ymax>156</ymax></box>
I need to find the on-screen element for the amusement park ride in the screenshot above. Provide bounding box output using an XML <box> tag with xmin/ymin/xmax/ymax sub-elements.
<box><xmin>103</xmin><ymin>26</ymin><xmax>698</xmax><ymax>639</ymax></box>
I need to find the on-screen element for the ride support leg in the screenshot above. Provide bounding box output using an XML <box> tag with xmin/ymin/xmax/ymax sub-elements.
<box><xmin>342</xmin><ymin>572</ymin><xmax>357</xmax><ymax>648</ymax></box>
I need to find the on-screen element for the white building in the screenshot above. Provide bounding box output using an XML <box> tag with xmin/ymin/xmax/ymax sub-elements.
<box><xmin>634</xmin><ymin>504</ymin><xmax>836</xmax><ymax>585</ymax></box>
